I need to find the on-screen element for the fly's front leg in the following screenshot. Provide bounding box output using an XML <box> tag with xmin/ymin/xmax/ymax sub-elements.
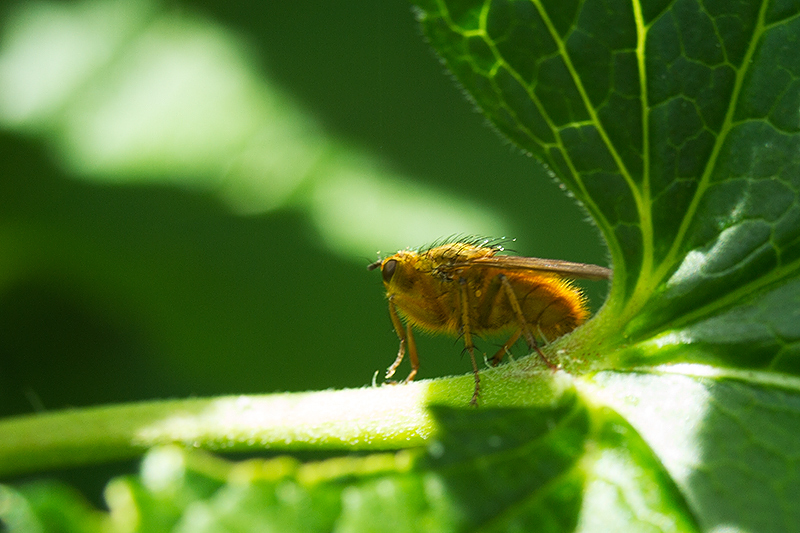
<box><xmin>498</xmin><ymin>275</ymin><xmax>557</xmax><ymax>370</ymax></box>
<box><xmin>403</xmin><ymin>323</ymin><xmax>419</xmax><ymax>383</ymax></box>
<box><xmin>459</xmin><ymin>278</ymin><xmax>481</xmax><ymax>406</ymax></box>
<box><xmin>385</xmin><ymin>298</ymin><xmax>419</xmax><ymax>382</ymax></box>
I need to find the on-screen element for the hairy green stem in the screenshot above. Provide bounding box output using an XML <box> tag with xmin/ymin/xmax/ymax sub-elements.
<box><xmin>0</xmin><ymin>383</ymin><xmax>435</xmax><ymax>478</ymax></box>
<box><xmin>0</xmin><ymin>361</ymin><xmax>570</xmax><ymax>478</ymax></box>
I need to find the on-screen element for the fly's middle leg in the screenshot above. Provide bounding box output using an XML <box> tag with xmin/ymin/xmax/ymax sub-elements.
<box><xmin>458</xmin><ymin>278</ymin><xmax>481</xmax><ymax>405</ymax></box>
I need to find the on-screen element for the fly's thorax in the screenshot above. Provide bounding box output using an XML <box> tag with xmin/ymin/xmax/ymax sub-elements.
<box><xmin>425</xmin><ymin>242</ymin><xmax>498</xmax><ymax>263</ymax></box>
<box><xmin>425</xmin><ymin>243</ymin><xmax>498</xmax><ymax>282</ymax></box>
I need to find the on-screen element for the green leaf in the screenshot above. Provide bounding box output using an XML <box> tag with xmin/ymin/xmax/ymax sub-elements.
<box><xmin>413</xmin><ymin>0</ymin><xmax>800</xmax><ymax>337</ymax></box>
<box><xmin>3</xmin><ymin>0</ymin><xmax>800</xmax><ymax>532</ymax></box>
<box><xmin>585</xmin><ymin>370</ymin><xmax>800</xmax><ymax>532</ymax></box>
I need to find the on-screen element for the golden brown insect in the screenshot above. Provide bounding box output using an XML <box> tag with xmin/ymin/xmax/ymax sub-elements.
<box><xmin>368</xmin><ymin>239</ymin><xmax>611</xmax><ymax>405</ymax></box>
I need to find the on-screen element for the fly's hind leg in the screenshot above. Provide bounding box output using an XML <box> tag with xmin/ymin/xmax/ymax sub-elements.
<box><xmin>498</xmin><ymin>275</ymin><xmax>557</xmax><ymax>370</ymax></box>
<box><xmin>385</xmin><ymin>299</ymin><xmax>419</xmax><ymax>383</ymax></box>
<box><xmin>490</xmin><ymin>329</ymin><xmax>522</xmax><ymax>366</ymax></box>
<box><xmin>459</xmin><ymin>278</ymin><xmax>481</xmax><ymax>406</ymax></box>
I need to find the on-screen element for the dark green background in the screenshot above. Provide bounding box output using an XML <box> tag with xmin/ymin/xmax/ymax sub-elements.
<box><xmin>0</xmin><ymin>0</ymin><xmax>606</xmax><ymax>421</ymax></box>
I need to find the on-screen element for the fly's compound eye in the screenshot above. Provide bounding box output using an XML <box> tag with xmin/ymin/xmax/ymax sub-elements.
<box><xmin>382</xmin><ymin>259</ymin><xmax>397</xmax><ymax>283</ymax></box>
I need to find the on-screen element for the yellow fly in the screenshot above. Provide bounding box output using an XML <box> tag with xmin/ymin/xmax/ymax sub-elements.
<box><xmin>369</xmin><ymin>239</ymin><xmax>611</xmax><ymax>404</ymax></box>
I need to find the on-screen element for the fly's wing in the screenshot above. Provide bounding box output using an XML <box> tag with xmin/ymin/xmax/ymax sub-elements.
<box><xmin>454</xmin><ymin>256</ymin><xmax>612</xmax><ymax>281</ymax></box>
